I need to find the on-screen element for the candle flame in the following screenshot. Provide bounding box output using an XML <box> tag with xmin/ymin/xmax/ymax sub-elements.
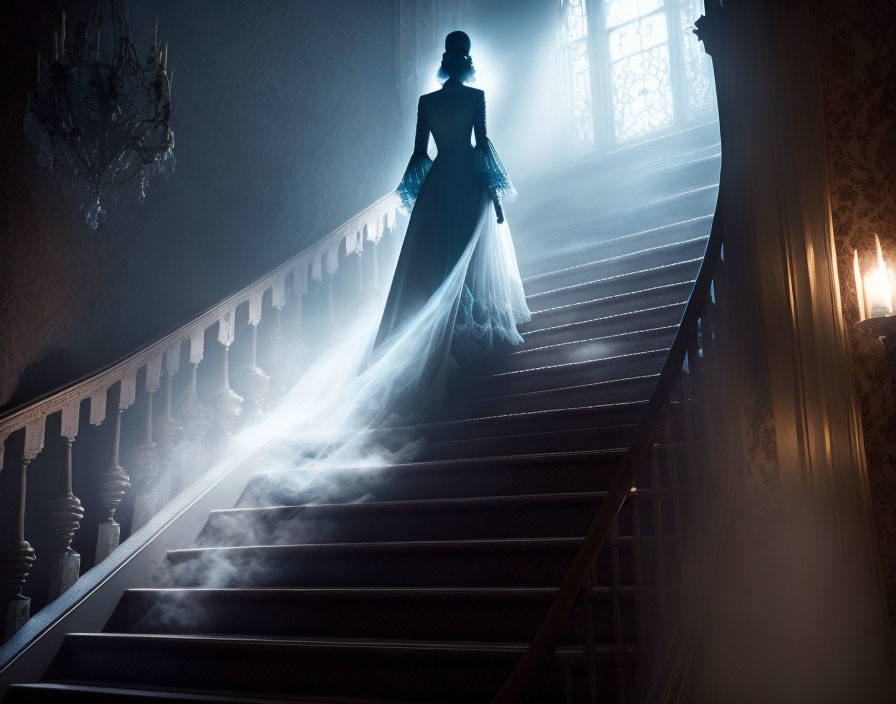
<box><xmin>861</xmin><ymin>234</ymin><xmax>894</xmax><ymax>319</ymax></box>
<box><xmin>854</xmin><ymin>249</ymin><xmax>866</xmax><ymax>321</ymax></box>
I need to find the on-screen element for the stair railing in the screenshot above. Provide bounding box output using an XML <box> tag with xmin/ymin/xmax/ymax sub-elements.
<box><xmin>0</xmin><ymin>193</ymin><xmax>401</xmax><ymax>643</ymax></box>
<box><xmin>493</xmin><ymin>200</ymin><xmax>727</xmax><ymax>702</ymax></box>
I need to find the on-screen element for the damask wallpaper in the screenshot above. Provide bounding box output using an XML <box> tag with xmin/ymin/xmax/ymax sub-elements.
<box><xmin>0</xmin><ymin>0</ymin><xmax>406</xmax><ymax>410</ymax></box>
<box><xmin>811</xmin><ymin>0</ymin><xmax>896</xmax><ymax>620</ymax></box>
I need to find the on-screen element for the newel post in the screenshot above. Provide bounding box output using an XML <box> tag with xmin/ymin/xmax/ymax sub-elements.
<box><xmin>47</xmin><ymin>402</ymin><xmax>85</xmax><ymax>601</ymax></box>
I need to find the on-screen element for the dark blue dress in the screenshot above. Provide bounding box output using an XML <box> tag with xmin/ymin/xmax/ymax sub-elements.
<box><xmin>374</xmin><ymin>78</ymin><xmax>526</xmax><ymax>359</ymax></box>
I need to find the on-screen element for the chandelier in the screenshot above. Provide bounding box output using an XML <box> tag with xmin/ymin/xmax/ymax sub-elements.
<box><xmin>24</xmin><ymin>0</ymin><xmax>175</xmax><ymax>229</ymax></box>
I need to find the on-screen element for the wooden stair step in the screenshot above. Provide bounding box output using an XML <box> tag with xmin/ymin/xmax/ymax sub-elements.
<box><xmin>377</xmin><ymin>401</ymin><xmax>648</xmax><ymax>442</ymax></box>
<box><xmin>3</xmin><ymin>681</ymin><xmax>321</xmax><ymax>703</ymax></box>
<box><xmin>469</xmin><ymin>348</ymin><xmax>668</xmax><ymax>398</ymax></box>
<box><xmin>199</xmin><ymin>488</ymin><xmax>671</xmax><ymax>546</ymax></box>
<box><xmin>483</xmin><ymin>325</ymin><xmax>678</xmax><ymax>375</ymax></box>
<box><xmin>527</xmin><ymin>276</ymin><xmax>696</xmax><ymax>325</ymax></box>
<box><xmin>43</xmin><ymin>634</ymin><xmax>570</xmax><ymax>702</ymax></box>
<box><xmin>518</xmin><ymin>301</ymin><xmax>686</xmax><ymax>348</ymax></box>
<box><xmin>523</xmin><ymin>236</ymin><xmax>709</xmax><ymax>298</ymax></box>
<box><xmin>164</xmin><ymin>536</ymin><xmax>669</xmax><ymax>589</ymax></box>
<box><xmin>237</xmin><ymin>449</ymin><xmax>627</xmax><ymax>507</ymax></box>
<box><xmin>518</xmin><ymin>213</ymin><xmax>714</xmax><ymax>275</ymax></box>
<box><xmin>400</xmin><ymin>424</ymin><xmax>638</xmax><ymax>461</ymax></box>
<box><xmin>106</xmin><ymin>586</ymin><xmax>633</xmax><ymax>644</ymax></box>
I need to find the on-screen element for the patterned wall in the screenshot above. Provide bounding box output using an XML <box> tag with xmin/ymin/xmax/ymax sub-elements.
<box><xmin>0</xmin><ymin>0</ymin><xmax>407</xmax><ymax>410</ymax></box>
<box><xmin>811</xmin><ymin>0</ymin><xmax>896</xmax><ymax>620</ymax></box>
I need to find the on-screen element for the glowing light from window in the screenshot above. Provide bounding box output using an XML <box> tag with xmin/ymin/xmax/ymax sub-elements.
<box><xmin>560</xmin><ymin>0</ymin><xmax>594</xmax><ymax>149</ymax></box>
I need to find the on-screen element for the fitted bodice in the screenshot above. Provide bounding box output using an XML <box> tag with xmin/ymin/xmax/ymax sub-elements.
<box><xmin>395</xmin><ymin>80</ymin><xmax>514</xmax><ymax>214</ymax></box>
<box><xmin>414</xmin><ymin>80</ymin><xmax>487</xmax><ymax>158</ymax></box>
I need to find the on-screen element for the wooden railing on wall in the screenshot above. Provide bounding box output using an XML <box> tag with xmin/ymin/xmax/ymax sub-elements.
<box><xmin>0</xmin><ymin>193</ymin><xmax>401</xmax><ymax>643</ymax></box>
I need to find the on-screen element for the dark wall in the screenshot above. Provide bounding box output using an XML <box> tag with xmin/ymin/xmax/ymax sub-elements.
<box><xmin>811</xmin><ymin>0</ymin><xmax>896</xmax><ymax>621</ymax></box>
<box><xmin>0</xmin><ymin>0</ymin><xmax>406</xmax><ymax>409</ymax></box>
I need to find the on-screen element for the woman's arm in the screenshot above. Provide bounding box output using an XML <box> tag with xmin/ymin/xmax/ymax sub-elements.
<box><xmin>473</xmin><ymin>91</ymin><xmax>512</xmax><ymax>224</ymax></box>
<box><xmin>396</xmin><ymin>97</ymin><xmax>434</xmax><ymax>213</ymax></box>
<box><xmin>414</xmin><ymin>96</ymin><xmax>430</xmax><ymax>156</ymax></box>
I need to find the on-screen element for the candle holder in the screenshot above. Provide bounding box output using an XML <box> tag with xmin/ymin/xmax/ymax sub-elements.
<box><xmin>853</xmin><ymin>234</ymin><xmax>895</xmax><ymax>320</ymax></box>
<box><xmin>852</xmin><ymin>233</ymin><xmax>896</xmax><ymax>381</ymax></box>
<box><xmin>856</xmin><ymin>315</ymin><xmax>896</xmax><ymax>383</ymax></box>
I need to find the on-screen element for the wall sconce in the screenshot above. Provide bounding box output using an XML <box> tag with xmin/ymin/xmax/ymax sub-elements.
<box><xmin>854</xmin><ymin>234</ymin><xmax>896</xmax><ymax>320</ymax></box>
<box><xmin>854</xmin><ymin>233</ymin><xmax>896</xmax><ymax>379</ymax></box>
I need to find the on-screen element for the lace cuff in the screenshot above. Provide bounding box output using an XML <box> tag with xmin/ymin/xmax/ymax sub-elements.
<box><xmin>396</xmin><ymin>152</ymin><xmax>433</xmax><ymax>213</ymax></box>
<box><xmin>474</xmin><ymin>138</ymin><xmax>517</xmax><ymax>202</ymax></box>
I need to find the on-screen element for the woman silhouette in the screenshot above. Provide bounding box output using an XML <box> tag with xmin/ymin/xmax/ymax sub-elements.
<box><xmin>252</xmin><ymin>33</ymin><xmax>530</xmax><ymax>444</ymax></box>
<box><xmin>373</xmin><ymin>30</ymin><xmax>530</xmax><ymax>389</ymax></box>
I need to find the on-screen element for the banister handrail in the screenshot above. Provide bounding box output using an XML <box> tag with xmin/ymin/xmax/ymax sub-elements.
<box><xmin>0</xmin><ymin>190</ymin><xmax>403</xmax><ymax>644</ymax></box>
<box><xmin>0</xmin><ymin>192</ymin><xmax>400</xmax><ymax>453</ymax></box>
<box><xmin>492</xmin><ymin>207</ymin><xmax>724</xmax><ymax>702</ymax></box>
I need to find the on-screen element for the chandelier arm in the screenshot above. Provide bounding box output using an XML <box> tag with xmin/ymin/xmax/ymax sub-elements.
<box><xmin>41</xmin><ymin>79</ymin><xmax>104</xmax><ymax>182</ymax></box>
<box><xmin>28</xmin><ymin>103</ymin><xmax>81</xmax><ymax>181</ymax></box>
<box><xmin>106</xmin><ymin>132</ymin><xmax>153</xmax><ymax>187</ymax></box>
<box><xmin>86</xmin><ymin>0</ymin><xmax>100</xmax><ymax>32</ymax></box>
<box><xmin>133</xmin><ymin>119</ymin><xmax>170</xmax><ymax>144</ymax></box>
<box><xmin>51</xmin><ymin>134</ymin><xmax>83</xmax><ymax>180</ymax></box>
<box><xmin>122</xmin><ymin>28</ymin><xmax>143</xmax><ymax>68</ymax></box>
<box><xmin>63</xmin><ymin>133</ymin><xmax>95</xmax><ymax>177</ymax></box>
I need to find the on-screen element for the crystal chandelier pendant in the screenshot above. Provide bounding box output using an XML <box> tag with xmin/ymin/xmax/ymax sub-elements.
<box><xmin>24</xmin><ymin>0</ymin><xmax>175</xmax><ymax>229</ymax></box>
<box><xmin>86</xmin><ymin>199</ymin><xmax>106</xmax><ymax>230</ymax></box>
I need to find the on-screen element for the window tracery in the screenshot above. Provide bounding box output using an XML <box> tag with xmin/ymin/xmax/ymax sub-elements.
<box><xmin>558</xmin><ymin>0</ymin><xmax>716</xmax><ymax>150</ymax></box>
<box><xmin>560</xmin><ymin>0</ymin><xmax>595</xmax><ymax>149</ymax></box>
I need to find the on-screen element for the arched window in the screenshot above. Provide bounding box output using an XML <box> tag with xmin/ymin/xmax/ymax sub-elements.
<box><xmin>558</xmin><ymin>0</ymin><xmax>715</xmax><ymax>152</ymax></box>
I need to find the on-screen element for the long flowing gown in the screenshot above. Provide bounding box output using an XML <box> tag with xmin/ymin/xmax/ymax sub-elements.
<box><xmin>254</xmin><ymin>80</ymin><xmax>530</xmax><ymax>461</ymax></box>
<box><xmin>369</xmin><ymin>78</ymin><xmax>530</xmax><ymax>415</ymax></box>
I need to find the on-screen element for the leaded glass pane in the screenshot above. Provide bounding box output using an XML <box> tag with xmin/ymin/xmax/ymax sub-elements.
<box><xmin>607</xmin><ymin>5</ymin><xmax>674</xmax><ymax>142</ymax></box>
<box><xmin>561</xmin><ymin>0</ymin><xmax>594</xmax><ymax>148</ymax></box>
<box><xmin>679</xmin><ymin>0</ymin><xmax>716</xmax><ymax>118</ymax></box>
<box><xmin>607</xmin><ymin>10</ymin><xmax>668</xmax><ymax>61</ymax></box>
<box><xmin>611</xmin><ymin>43</ymin><xmax>674</xmax><ymax>140</ymax></box>
<box><xmin>565</xmin><ymin>0</ymin><xmax>589</xmax><ymax>41</ymax></box>
<box><xmin>605</xmin><ymin>0</ymin><xmax>664</xmax><ymax>29</ymax></box>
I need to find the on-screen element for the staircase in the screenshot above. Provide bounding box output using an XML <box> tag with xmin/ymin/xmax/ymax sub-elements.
<box><xmin>2</xmin><ymin>124</ymin><xmax>720</xmax><ymax>703</ymax></box>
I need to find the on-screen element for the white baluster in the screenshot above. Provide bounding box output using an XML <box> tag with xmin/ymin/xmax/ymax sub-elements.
<box><xmin>0</xmin><ymin>421</ymin><xmax>44</xmax><ymax>641</ymax></box>
<box><xmin>47</xmin><ymin>402</ymin><xmax>85</xmax><ymax>601</ymax></box>
<box><xmin>128</xmin><ymin>356</ymin><xmax>163</xmax><ymax>531</ymax></box>
<box><xmin>95</xmin><ymin>378</ymin><xmax>133</xmax><ymax>563</ymax></box>
<box><xmin>234</xmin><ymin>289</ymin><xmax>270</xmax><ymax>425</ymax></box>
<box><xmin>206</xmin><ymin>311</ymin><xmax>243</xmax><ymax>458</ymax></box>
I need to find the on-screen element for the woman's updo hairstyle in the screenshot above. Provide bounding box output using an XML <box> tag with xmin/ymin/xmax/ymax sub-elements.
<box><xmin>438</xmin><ymin>30</ymin><xmax>475</xmax><ymax>84</ymax></box>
